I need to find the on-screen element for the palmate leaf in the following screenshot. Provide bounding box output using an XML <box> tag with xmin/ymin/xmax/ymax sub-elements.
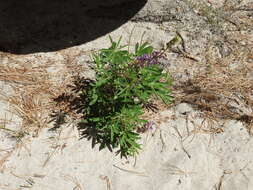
<box><xmin>89</xmin><ymin>93</ymin><xmax>98</xmax><ymax>106</ymax></box>
<box><xmin>135</xmin><ymin>42</ymin><xmax>154</xmax><ymax>56</ymax></box>
<box><xmin>80</xmin><ymin>36</ymin><xmax>173</xmax><ymax>157</ymax></box>
<box><xmin>108</xmin><ymin>35</ymin><xmax>121</xmax><ymax>50</ymax></box>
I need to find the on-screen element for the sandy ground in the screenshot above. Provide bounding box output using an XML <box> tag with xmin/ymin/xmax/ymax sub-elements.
<box><xmin>0</xmin><ymin>0</ymin><xmax>253</xmax><ymax>189</ymax></box>
<box><xmin>1</xmin><ymin>103</ymin><xmax>253</xmax><ymax>190</ymax></box>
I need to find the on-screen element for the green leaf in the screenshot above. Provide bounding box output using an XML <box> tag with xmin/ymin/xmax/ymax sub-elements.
<box><xmin>78</xmin><ymin>36</ymin><xmax>173</xmax><ymax>157</ymax></box>
<box><xmin>110</xmin><ymin>125</ymin><xmax>115</xmax><ymax>142</ymax></box>
<box><xmin>135</xmin><ymin>43</ymin><xmax>139</xmax><ymax>54</ymax></box>
<box><xmin>89</xmin><ymin>93</ymin><xmax>98</xmax><ymax>105</ymax></box>
<box><xmin>136</xmin><ymin>42</ymin><xmax>154</xmax><ymax>56</ymax></box>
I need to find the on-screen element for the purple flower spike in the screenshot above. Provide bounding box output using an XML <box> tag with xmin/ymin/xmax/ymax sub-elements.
<box><xmin>135</xmin><ymin>51</ymin><xmax>165</xmax><ymax>68</ymax></box>
<box><xmin>137</xmin><ymin>121</ymin><xmax>156</xmax><ymax>133</ymax></box>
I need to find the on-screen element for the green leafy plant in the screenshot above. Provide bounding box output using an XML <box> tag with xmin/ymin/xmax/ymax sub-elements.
<box><xmin>79</xmin><ymin>36</ymin><xmax>173</xmax><ymax>157</ymax></box>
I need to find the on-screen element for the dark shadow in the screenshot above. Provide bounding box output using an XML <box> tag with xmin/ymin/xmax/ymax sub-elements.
<box><xmin>50</xmin><ymin>75</ymin><xmax>158</xmax><ymax>157</ymax></box>
<box><xmin>50</xmin><ymin>75</ymin><xmax>131</xmax><ymax>157</ymax></box>
<box><xmin>0</xmin><ymin>0</ymin><xmax>146</xmax><ymax>54</ymax></box>
<box><xmin>50</xmin><ymin>76</ymin><xmax>116</xmax><ymax>152</ymax></box>
<box><xmin>49</xmin><ymin>76</ymin><xmax>94</xmax><ymax>131</ymax></box>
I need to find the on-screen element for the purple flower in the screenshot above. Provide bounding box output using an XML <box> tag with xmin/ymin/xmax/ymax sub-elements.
<box><xmin>137</xmin><ymin>121</ymin><xmax>156</xmax><ymax>133</ymax></box>
<box><xmin>135</xmin><ymin>51</ymin><xmax>165</xmax><ymax>68</ymax></box>
<box><xmin>144</xmin><ymin>121</ymin><xmax>155</xmax><ymax>129</ymax></box>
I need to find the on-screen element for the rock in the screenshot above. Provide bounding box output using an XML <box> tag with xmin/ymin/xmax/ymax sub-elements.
<box><xmin>176</xmin><ymin>103</ymin><xmax>193</xmax><ymax>115</ymax></box>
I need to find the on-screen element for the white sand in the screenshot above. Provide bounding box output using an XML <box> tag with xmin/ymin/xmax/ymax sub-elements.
<box><xmin>1</xmin><ymin>0</ymin><xmax>253</xmax><ymax>189</ymax></box>
<box><xmin>1</xmin><ymin>103</ymin><xmax>253</xmax><ymax>190</ymax></box>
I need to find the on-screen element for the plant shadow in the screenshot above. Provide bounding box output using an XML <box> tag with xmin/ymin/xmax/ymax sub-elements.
<box><xmin>0</xmin><ymin>0</ymin><xmax>146</xmax><ymax>54</ymax></box>
<box><xmin>49</xmin><ymin>75</ymin><xmax>115</xmax><ymax>153</ymax></box>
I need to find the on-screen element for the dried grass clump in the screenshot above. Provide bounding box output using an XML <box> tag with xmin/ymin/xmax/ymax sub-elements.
<box><xmin>174</xmin><ymin>39</ymin><xmax>253</xmax><ymax>134</ymax></box>
<box><xmin>0</xmin><ymin>53</ymin><xmax>83</xmax><ymax>136</ymax></box>
<box><xmin>171</xmin><ymin>0</ymin><xmax>253</xmax><ymax>132</ymax></box>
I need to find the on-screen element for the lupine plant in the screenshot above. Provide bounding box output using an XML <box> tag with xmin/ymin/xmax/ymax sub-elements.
<box><xmin>79</xmin><ymin>36</ymin><xmax>173</xmax><ymax>157</ymax></box>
